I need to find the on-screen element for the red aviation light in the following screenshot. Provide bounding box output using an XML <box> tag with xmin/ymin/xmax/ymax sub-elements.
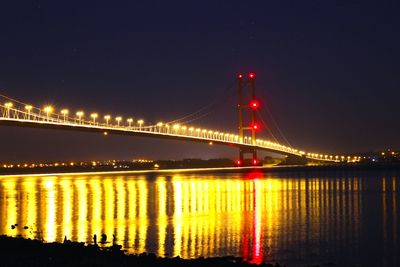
<box><xmin>237</xmin><ymin>73</ymin><xmax>243</xmax><ymax>79</ymax></box>
<box><xmin>252</xmin><ymin>123</ymin><xmax>260</xmax><ymax>130</ymax></box>
<box><xmin>250</xmin><ymin>99</ymin><xmax>260</xmax><ymax>109</ymax></box>
<box><xmin>248</xmin><ymin>72</ymin><xmax>256</xmax><ymax>79</ymax></box>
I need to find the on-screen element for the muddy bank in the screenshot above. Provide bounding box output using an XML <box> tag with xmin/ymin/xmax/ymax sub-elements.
<box><xmin>0</xmin><ymin>235</ymin><xmax>282</xmax><ymax>267</ymax></box>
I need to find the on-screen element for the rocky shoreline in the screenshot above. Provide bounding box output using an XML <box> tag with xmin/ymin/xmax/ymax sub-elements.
<box><xmin>0</xmin><ymin>235</ymin><xmax>283</xmax><ymax>267</ymax></box>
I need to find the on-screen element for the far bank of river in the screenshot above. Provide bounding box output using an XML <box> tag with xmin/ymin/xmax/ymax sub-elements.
<box><xmin>0</xmin><ymin>162</ymin><xmax>399</xmax><ymax>177</ymax></box>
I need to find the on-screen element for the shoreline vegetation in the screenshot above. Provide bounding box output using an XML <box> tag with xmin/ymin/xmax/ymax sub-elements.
<box><xmin>1</xmin><ymin>151</ymin><xmax>399</xmax><ymax>176</ymax></box>
<box><xmin>0</xmin><ymin>235</ymin><xmax>281</xmax><ymax>267</ymax></box>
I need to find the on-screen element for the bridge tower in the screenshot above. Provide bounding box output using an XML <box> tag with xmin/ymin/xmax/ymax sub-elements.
<box><xmin>237</xmin><ymin>72</ymin><xmax>260</xmax><ymax>166</ymax></box>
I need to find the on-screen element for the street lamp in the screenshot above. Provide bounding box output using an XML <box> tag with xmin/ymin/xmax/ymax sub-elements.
<box><xmin>173</xmin><ymin>124</ymin><xmax>180</xmax><ymax>134</ymax></box>
<box><xmin>157</xmin><ymin>122</ymin><xmax>163</xmax><ymax>132</ymax></box>
<box><xmin>127</xmin><ymin>118</ymin><xmax>133</xmax><ymax>127</ymax></box>
<box><xmin>25</xmin><ymin>105</ymin><xmax>33</xmax><ymax>119</ymax></box>
<box><xmin>137</xmin><ymin>119</ymin><xmax>144</xmax><ymax>130</ymax></box>
<box><xmin>202</xmin><ymin>129</ymin><xmax>207</xmax><ymax>138</ymax></box>
<box><xmin>76</xmin><ymin>111</ymin><xmax>84</xmax><ymax>123</ymax></box>
<box><xmin>44</xmin><ymin>106</ymin><xmax>53</xmax><ymax>120</ymax></box>
<box><xmin>61</xmin><ymin>109</ymin><xmax>69</xmax><ymax>122</ymax></box>
<box><xmin>4</xmin><ymin>102</ymin><xmax>13</xmax><ymax>108</ymax></box>
<box><xmin>4</xmin><ymin>102</ymin><xmax>13</xmax><ymax>118</ymax></box>
<box><xmin>90</xmin><ymin>113</ymin><xmax>98</xmax><ymax>124</ymax></box>
<box><xmin>104</xmin><ymin>115</ymin><xmax>111</xmax><ymax>126</ymax></box>
<box><xmin>224</xmin><ymin>133</ymin><xmax>229</xmax><ymax>141</ymax></box>
<box><xmin>115</xmin><ymin>116</ymin><xmax>122</xmax><ymax>126</ymax></box>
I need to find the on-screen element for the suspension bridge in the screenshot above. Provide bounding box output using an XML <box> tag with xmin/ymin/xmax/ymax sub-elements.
<box><xmin>0</xmin><ymin>73</ymin><xmax>358</xmax><ymax>165</ymax></box>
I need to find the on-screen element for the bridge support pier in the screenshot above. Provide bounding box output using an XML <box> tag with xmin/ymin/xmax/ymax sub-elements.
<box><xmin>238</xmin><ymin>147</ymin><xmax>259</xmax><ymax>166</ymax></box>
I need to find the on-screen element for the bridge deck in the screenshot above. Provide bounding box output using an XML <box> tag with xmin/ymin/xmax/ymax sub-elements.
<box><xmin>0</xmin><ymin>102</ymin><xmax>341</xmax><ymax>162</ymax></box>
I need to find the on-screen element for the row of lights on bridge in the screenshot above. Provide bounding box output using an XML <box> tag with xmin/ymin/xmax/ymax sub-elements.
<box><xmin>3</xmin><ymin>100</ymin><xmax>354</xmax><ymax>164</ymax></box>
<box><xmin>4</xmin><ymin>101</ymin><xmax>261</xmax><ymax>139</ymax></box>
<box><xmin>3</xmin><ymin>101</ymin><xmax>263</xmax><ymax>139</ymax></box>
<box><xmin>3</xmin><ymin>101</ymin><xmax>145</xmax><ymax>127</ymax></box>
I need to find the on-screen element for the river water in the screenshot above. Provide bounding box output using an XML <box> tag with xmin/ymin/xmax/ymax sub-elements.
<box><xmin>0</xmin><ymin>168</ymin><xmax>399</xmax><ymax>266</ymax></box>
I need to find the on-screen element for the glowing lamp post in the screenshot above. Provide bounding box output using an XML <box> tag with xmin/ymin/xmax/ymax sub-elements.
<box><xmin>90</xmin><ymin>113</ymin><xmax>98</xmax><ymax>124</ymax></box>
<box><xmin>127</xmin><ymin>118</ymin><xmax>133</xmax><ymax>128</ymax></box>
<box><xmin>25</xmin><ymin>105</ymin><xmax>33</xmax><ymax>119</ymax></box>
<box><xmin>137</xmin><ymin>119</ymin><xmax>144</xmax><ymax>130</ymax></box>
<box><xmin>196</xmin><ymin>128</ymin><xmax>201</xmax><ymax>137</ymax></box>
<box><xmin>61</xmin><ymin>109</ymin><xmax>69</xmax><ymax>122</ymax></box>
<box><xmin>224</xmin><ymin>133</ymin><xmax>229</xmax><ymax>141</ymax></box>
<box><xmin>104</xmin><ymin>115</ymin><xmax>111</xmax><ymax>126</ymax></box>
<box><xmin>4</xmin><ymin>102</ymin><xmax>13</xmax><ymax>108</ymax></box>
<box><xmin>157</xmin><ymin>122</ymin><xmax>163</xmax><ymax>132</ymax></box>
<box><xmin>44</xmin><ymin>106</ymin><xmax>53</xmax><ymax>121</ymax></box>
<box><xmin>173</xmin><ymin>124</ymin><xmax>180</xmax><ymax>134</ymax></box>
<box><xmin>202</xmin><ymin>129</ymin><xmax>207</xmax><ymax>138</ymax></box>
<box><xmin>76</xmin><ymin>111</ymin><xmax>84</xmax><ymax>123</ymax></box>
<box><xmin>115</xmin><ymin>116</ymin><xmax>122</xmax><ymax>127</ymax></box>
<box><xmin>4</xmin><ymin>102</ymin><xmax>13</xmax><ymax>118</ymax></box>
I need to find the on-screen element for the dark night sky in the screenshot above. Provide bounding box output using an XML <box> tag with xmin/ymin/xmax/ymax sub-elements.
<box><xmin>0</xmin><ymin>1</ymin><xmax>399</xmax><ymax>162</ymax></box>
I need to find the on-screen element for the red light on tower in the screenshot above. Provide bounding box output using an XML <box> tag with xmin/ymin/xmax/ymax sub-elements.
<box><xmin>252</xmin><ymin>123</ymin><xmax>259</xmax><ymax>130</ymax></box>
<box><xmin>248</xmin><ymin>72</ymin><xmax>256</xmax><ymax>79</ymax></box>
<box><xmin>237</xmin><ymin>73</ymin><xmax>243</xmax><ymax>79</ymax></box>
<box><xmin>250</xmin><ymin>99</ymin><xmax>260</xmax><ymax>109</ymax></box>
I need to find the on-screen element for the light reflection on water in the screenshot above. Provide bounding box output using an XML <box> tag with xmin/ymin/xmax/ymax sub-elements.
<box><xmin>0</xmin><ymin>171</ymin><xmax>399</xmax><ymax>266</ymax></box>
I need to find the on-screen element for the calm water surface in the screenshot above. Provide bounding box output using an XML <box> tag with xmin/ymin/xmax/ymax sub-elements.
<box><xmin>0</xmin><ymin>169</ymin><xmax>399</xmax><ymax>266</ymax></box>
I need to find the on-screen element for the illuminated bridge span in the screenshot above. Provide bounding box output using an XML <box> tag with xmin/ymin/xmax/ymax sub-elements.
<box><xmin>0</xmin><ymin>73</ymin><xmax>361</xmax><ymax>164</ymax></box>
<box><xmin>0</xmin><ymin>94</ymin><xmax>357</xmax><ymax>163</ymax></box>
